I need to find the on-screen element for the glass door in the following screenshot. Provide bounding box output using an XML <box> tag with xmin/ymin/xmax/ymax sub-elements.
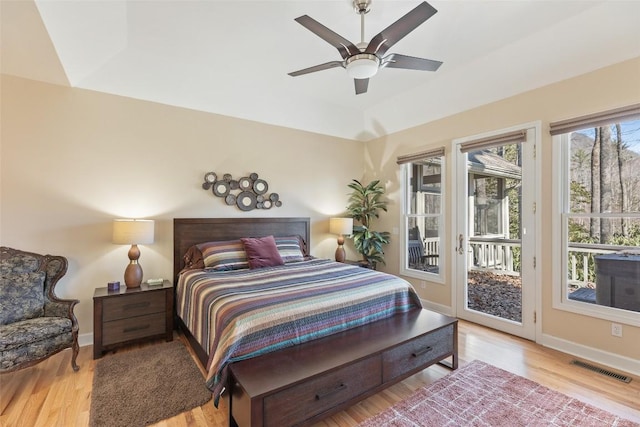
<box><xmin>454</xmin><ymin>127</ymin><xmax>537</xmax><ymax>340</ymax></box>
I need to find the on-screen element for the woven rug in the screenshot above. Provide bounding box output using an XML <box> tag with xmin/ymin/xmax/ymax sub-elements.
<box><xmin>358</xmin><ymin>360</ymin><xmax>638</xmax><ymax>427</ymax></box>
<box><xmin>90</xmin><ymin>340</ymin><xmax>212</xmax><ymax>427</ymax></box>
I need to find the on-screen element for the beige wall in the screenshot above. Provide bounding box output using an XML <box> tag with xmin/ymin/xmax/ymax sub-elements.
<box><xmin>364</xmin><ymin>57</ymin><xmax>640</xmax><ymax>364</ymax></box>
<box><xmin>0</xmin><ymin>74</ymin><xmax>365</xmax><ymax>337</ymax></box>
<box><xmin>2</xmin><ymin>58</ymin><xmax>639</xmax><ymax>369</ymax></box>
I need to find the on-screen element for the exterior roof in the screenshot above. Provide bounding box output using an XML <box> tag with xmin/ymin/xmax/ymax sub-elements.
<box><xmin>467</xmin><ymin>150</ymin><xmax>522</xmax><ymax>180</ymax></box>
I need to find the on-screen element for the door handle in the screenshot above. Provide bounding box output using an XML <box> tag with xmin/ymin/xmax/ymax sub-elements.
<box><xmin>457</xmin><ymin>234</ymin><xmax>464</xmax><ymax>255</ymax></box>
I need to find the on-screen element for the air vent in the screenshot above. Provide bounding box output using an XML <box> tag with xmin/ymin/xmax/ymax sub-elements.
<box><xmin>571</xmin><ymin>360</ymin><xmax>632</xmax><ymax>383</ymax></box>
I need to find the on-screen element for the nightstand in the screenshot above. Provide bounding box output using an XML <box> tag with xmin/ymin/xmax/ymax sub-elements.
<box><xmin>93</xmin><ymin>281</ymin><xmax>173</xmax><ymax>359</ymax></box>
<box><xmin>344</xmin><ymin>259</ymin><xmax>374</xmax><ymax>269</ymax></box>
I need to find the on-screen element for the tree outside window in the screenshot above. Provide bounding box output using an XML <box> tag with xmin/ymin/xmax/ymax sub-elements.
<box><xmin>563</xmin><ymin>119</ymin><xmax>640</xmax><ymax>315</ymax></box>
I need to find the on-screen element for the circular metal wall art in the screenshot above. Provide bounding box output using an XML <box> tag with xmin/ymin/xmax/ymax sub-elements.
<box><xmin>201</xmin><ymin>171</ymin><xmax>282</xmax><ymax>211</ymax></box>
<box><xmin>236</xmin><ymin>191</ymin><xmax>257</xmax><ymax>211</ymax></box>
<box><xmin>253</xmin><ymin>179</ymin><xmax>268</xmax><ymax>195</ymax></box>
<box><xmin>212</xmin><ymin>180</ymin><xmax>230</xmax><ymax>197</ymax></box>
<box><xmin>239</xmin><ymin>177</ymin><xmax>252</xmax><ymax>190</ymax></box>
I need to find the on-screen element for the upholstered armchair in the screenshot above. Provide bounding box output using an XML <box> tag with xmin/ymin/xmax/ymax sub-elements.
<box><xmin>0</xmin><ymin>247</ymin><xmax>79</xmax><ymax>373</ymax></box>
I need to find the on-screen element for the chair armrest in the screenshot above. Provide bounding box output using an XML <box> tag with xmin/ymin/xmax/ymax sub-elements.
<box><xmin>44</xmin><ymin>299</ymin><xmax>79</xmax><ymax>327</ymax></box>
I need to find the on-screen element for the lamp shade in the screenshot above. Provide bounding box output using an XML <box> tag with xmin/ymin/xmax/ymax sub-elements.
<box><xmin>112</xmin><ymin>219</ymin><xmax>155</xmax><ymax>245</ymax></box>
<box><xmin>329</xmin><ymin>217</ymin><xmax>353</xmax><ymax>236</ymax></box>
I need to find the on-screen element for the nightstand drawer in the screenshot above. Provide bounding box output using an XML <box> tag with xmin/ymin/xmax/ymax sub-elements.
<box><xmin>102</xmin><ymin>312</ymin><xmax>166</xmax><ymax>345</ymax></box>
<box><xmin>102</xmin><ymin>291</ymin><xmax>165</xmax><ymax>321</ymax></box>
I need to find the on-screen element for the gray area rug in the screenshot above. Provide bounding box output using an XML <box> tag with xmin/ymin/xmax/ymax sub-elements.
<box><xmin>90</xmin><ymin>340</ymin><xmax>212</xmax><ymax>427</ymax></box>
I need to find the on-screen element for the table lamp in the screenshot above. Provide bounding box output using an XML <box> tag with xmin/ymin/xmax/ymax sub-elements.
<box><xmin>329</xmin><ymin>217</ymin><xmax>353</xmax><ymax>263</ymax></box>
<box><xmin>112</xmin><ymin>219</ymin><xmax>155</xmax><ymax>288</ymax></box>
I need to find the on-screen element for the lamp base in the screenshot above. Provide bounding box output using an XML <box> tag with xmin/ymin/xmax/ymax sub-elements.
<box><xmin>124</xmin><ymin>244</ymin><xmax>143</xmax><ymax>288</ymax></box>
<box><xmin>335</xmin><ymin>236</ymin><xmax>346</xmax><ymax>263</ymax></box>
<box><xmin>124</xmin><ymin>263</ymin><xmax>143</xmax><ymax>288</ymax></box>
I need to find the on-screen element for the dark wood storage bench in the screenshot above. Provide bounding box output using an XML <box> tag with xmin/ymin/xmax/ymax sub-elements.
<box><xmin>228</xmin><ymin>309</ymin><xmax>458</xmax><ymax>427</ymax></box>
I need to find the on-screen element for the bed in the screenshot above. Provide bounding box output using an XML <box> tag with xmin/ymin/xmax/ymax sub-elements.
<box><xmin>173</xmin><ymin>217</ymin><xmax>457</xmax><ymax>427</ymax></box>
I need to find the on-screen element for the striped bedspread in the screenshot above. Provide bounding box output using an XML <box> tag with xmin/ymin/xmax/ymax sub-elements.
<box><xmin>176</xmin><ymin>258</ymin><xmax>422</xmax><ymax>405</ymax></box>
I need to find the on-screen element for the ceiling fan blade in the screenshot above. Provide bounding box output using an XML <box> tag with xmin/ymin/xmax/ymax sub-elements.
<box><xmin>382</xmin><ymin>53</ymin><xmax>442</xmax><ymax>71</ymax></box>
<box><xmin>288</xmin><ymin>61</ymin><xmax>345</xmax><ymax>77</ymax></box>
<box><xmin>295</xmin><ymin>15</ymin><xmax>360</xmax><ymax>60</ymax></box>
<box><xmin>365</xmin><ymin>2</ymin><xmax>437</xmax><ymax>57</ymax></box>
<box><xmin>354</xmin><ymin>78</ymin><xmax>369</xmax><ymax>95</ymax></box>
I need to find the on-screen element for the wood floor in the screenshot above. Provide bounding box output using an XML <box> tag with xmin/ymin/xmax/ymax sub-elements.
<box><xmin>1</xmin><ymin>320</ymin><xmax>639</xmax><ymax>427</ymax></box>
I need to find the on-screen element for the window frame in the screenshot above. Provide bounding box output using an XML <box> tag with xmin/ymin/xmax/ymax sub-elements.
<box><xmin>400</xmin><ymin>155</ymin><xmax>446</xmax><ymax>284</ymax></box>
<box><xmin>552</xmin><ymin>132</ymin><xmax>640</xmax><ymax>327</ymax></box>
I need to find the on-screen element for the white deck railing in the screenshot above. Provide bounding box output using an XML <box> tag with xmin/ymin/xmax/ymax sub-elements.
<box><xmin>468</xmin><ymin>237</ymin><xmax>520</xmax><ymax>273</ymax></box>
<box><xmin>565</xmin><ymin>243</ymin><xmax>625</xmax><ymax>286</ymax></box>
<box><xmin>423</xmin><ymin>237</ymin><xmax>440</xmax><ymax>266</ymax></box>
<box><xmin>418</xmin><ymin>237</ymin><xmax>626</xmax><ymax>285</ymax></box>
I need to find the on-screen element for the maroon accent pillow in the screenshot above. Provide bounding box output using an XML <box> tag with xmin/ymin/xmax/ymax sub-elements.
<box><xmin>241</xmin><ymin>236</ymin><xmax>285</xmax><ymax>269</ymax></box>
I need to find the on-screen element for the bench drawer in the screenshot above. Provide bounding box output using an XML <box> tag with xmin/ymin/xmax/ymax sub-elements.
<box><xmin>382</xmin><ymin>324</ymin><xmax>454</xmax><ymax>382</ymax></box>
<box><xmin>263</xmin><ymin>356</ymin><xmax>381</xmax><ymax>427</ymax></box>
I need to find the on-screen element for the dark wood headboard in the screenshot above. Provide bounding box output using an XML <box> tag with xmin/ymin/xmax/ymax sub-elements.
<box><xmin>173</xmin><ymin>217</ymin><xmax>310</xmax><ymax>282</ymax></box>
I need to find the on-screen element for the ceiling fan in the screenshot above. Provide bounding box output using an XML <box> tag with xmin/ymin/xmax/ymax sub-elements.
<box><xmin>288</xmin><ymin>0</ymin><xmax>443</xmax><ymax>95</ymax></box>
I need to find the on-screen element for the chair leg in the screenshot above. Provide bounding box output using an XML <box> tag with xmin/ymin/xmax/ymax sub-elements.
<box><xmin>71</xmin><ymin>338</ymin><xmax>80</xmax><ymax>372</ymax></box>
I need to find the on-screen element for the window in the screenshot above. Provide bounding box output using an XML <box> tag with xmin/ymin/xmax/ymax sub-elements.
<box><xmin>552</xmin><ymin>105</ymin><xmax>640</xmax><ymax>325</ymax></box>
<box><xmin>398</xmin><ymin>149</ymin><xmax>445</xmax><ymax>282</ymax></box>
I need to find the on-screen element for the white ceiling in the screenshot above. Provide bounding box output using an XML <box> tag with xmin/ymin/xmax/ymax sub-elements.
<box><xmin>2</xmin><ymin>0</ymin><xmax>639</xmax><ymax>141</ymax></box>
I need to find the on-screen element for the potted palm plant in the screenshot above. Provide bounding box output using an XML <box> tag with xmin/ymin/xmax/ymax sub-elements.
<box><xmin>346</xmin><ymin>179</ymin><xmax>391</xmax><ymax>268</ymax></box>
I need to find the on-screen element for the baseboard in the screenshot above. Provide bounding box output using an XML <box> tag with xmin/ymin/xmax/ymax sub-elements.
<box><xmin>78</xmin><ymin>332</ymin><xmax>93</xmax><ymax>348</ymax></box>
<box><xmin>420</xmin><ymin>299</ymin><xmax>454</xmax><ymax>316</ymax></box>
<box><xmin>541</xmin><ymin>333</ymin><xmax>640</xmax><ymax>377</ymax></box>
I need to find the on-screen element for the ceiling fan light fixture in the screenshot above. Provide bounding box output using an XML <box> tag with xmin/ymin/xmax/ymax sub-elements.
<box><xmin>346</xmin><ymin>54</ymin><xmax>380</xmax><ymax>79</ymax></box>
<box><xmin>289</xmin><ymin>1</ymin><xmax>442</xmax><ymax>94</ymax></box>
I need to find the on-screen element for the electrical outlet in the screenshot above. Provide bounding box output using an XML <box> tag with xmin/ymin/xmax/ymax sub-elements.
<box><xmin>611</xmin><ymin>323</ymin><xmax>623</xmax><ymax>337</ymax></box>
<box><xmin>420</xmin><ymin>281</ymin><xmax>427</xmax><ymax>289</ymax></box>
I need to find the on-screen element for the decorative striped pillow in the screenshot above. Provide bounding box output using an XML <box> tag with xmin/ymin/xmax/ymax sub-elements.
<box><xmin>274</xmin><ymin>236</ymin><xmax>306</xmax><ymax>263</ymax></box>
<box><xmin>197</xmin><ymin>240</ymin><xmax>249</xmax><ymax>271</ymax></box>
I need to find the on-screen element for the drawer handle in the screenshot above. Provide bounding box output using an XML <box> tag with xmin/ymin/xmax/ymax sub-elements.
<box><xmin>123</xmin><ymin>324</ymin><xmax>150</xmax><ymax>333</ymax></box>
<box><xmin>123</xmin><ymin>302</ymin><xmax>151</xmax><ymax>310</ymax></box>
<box><xmin>315</xmin><ymin>383</ymin><xmax>347</xmax><ymax>400</ymax></box>
<box><xmin>412</xmin><ymin>346</ymin><xmax>433</xmax><ymax>357</ymax></box>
